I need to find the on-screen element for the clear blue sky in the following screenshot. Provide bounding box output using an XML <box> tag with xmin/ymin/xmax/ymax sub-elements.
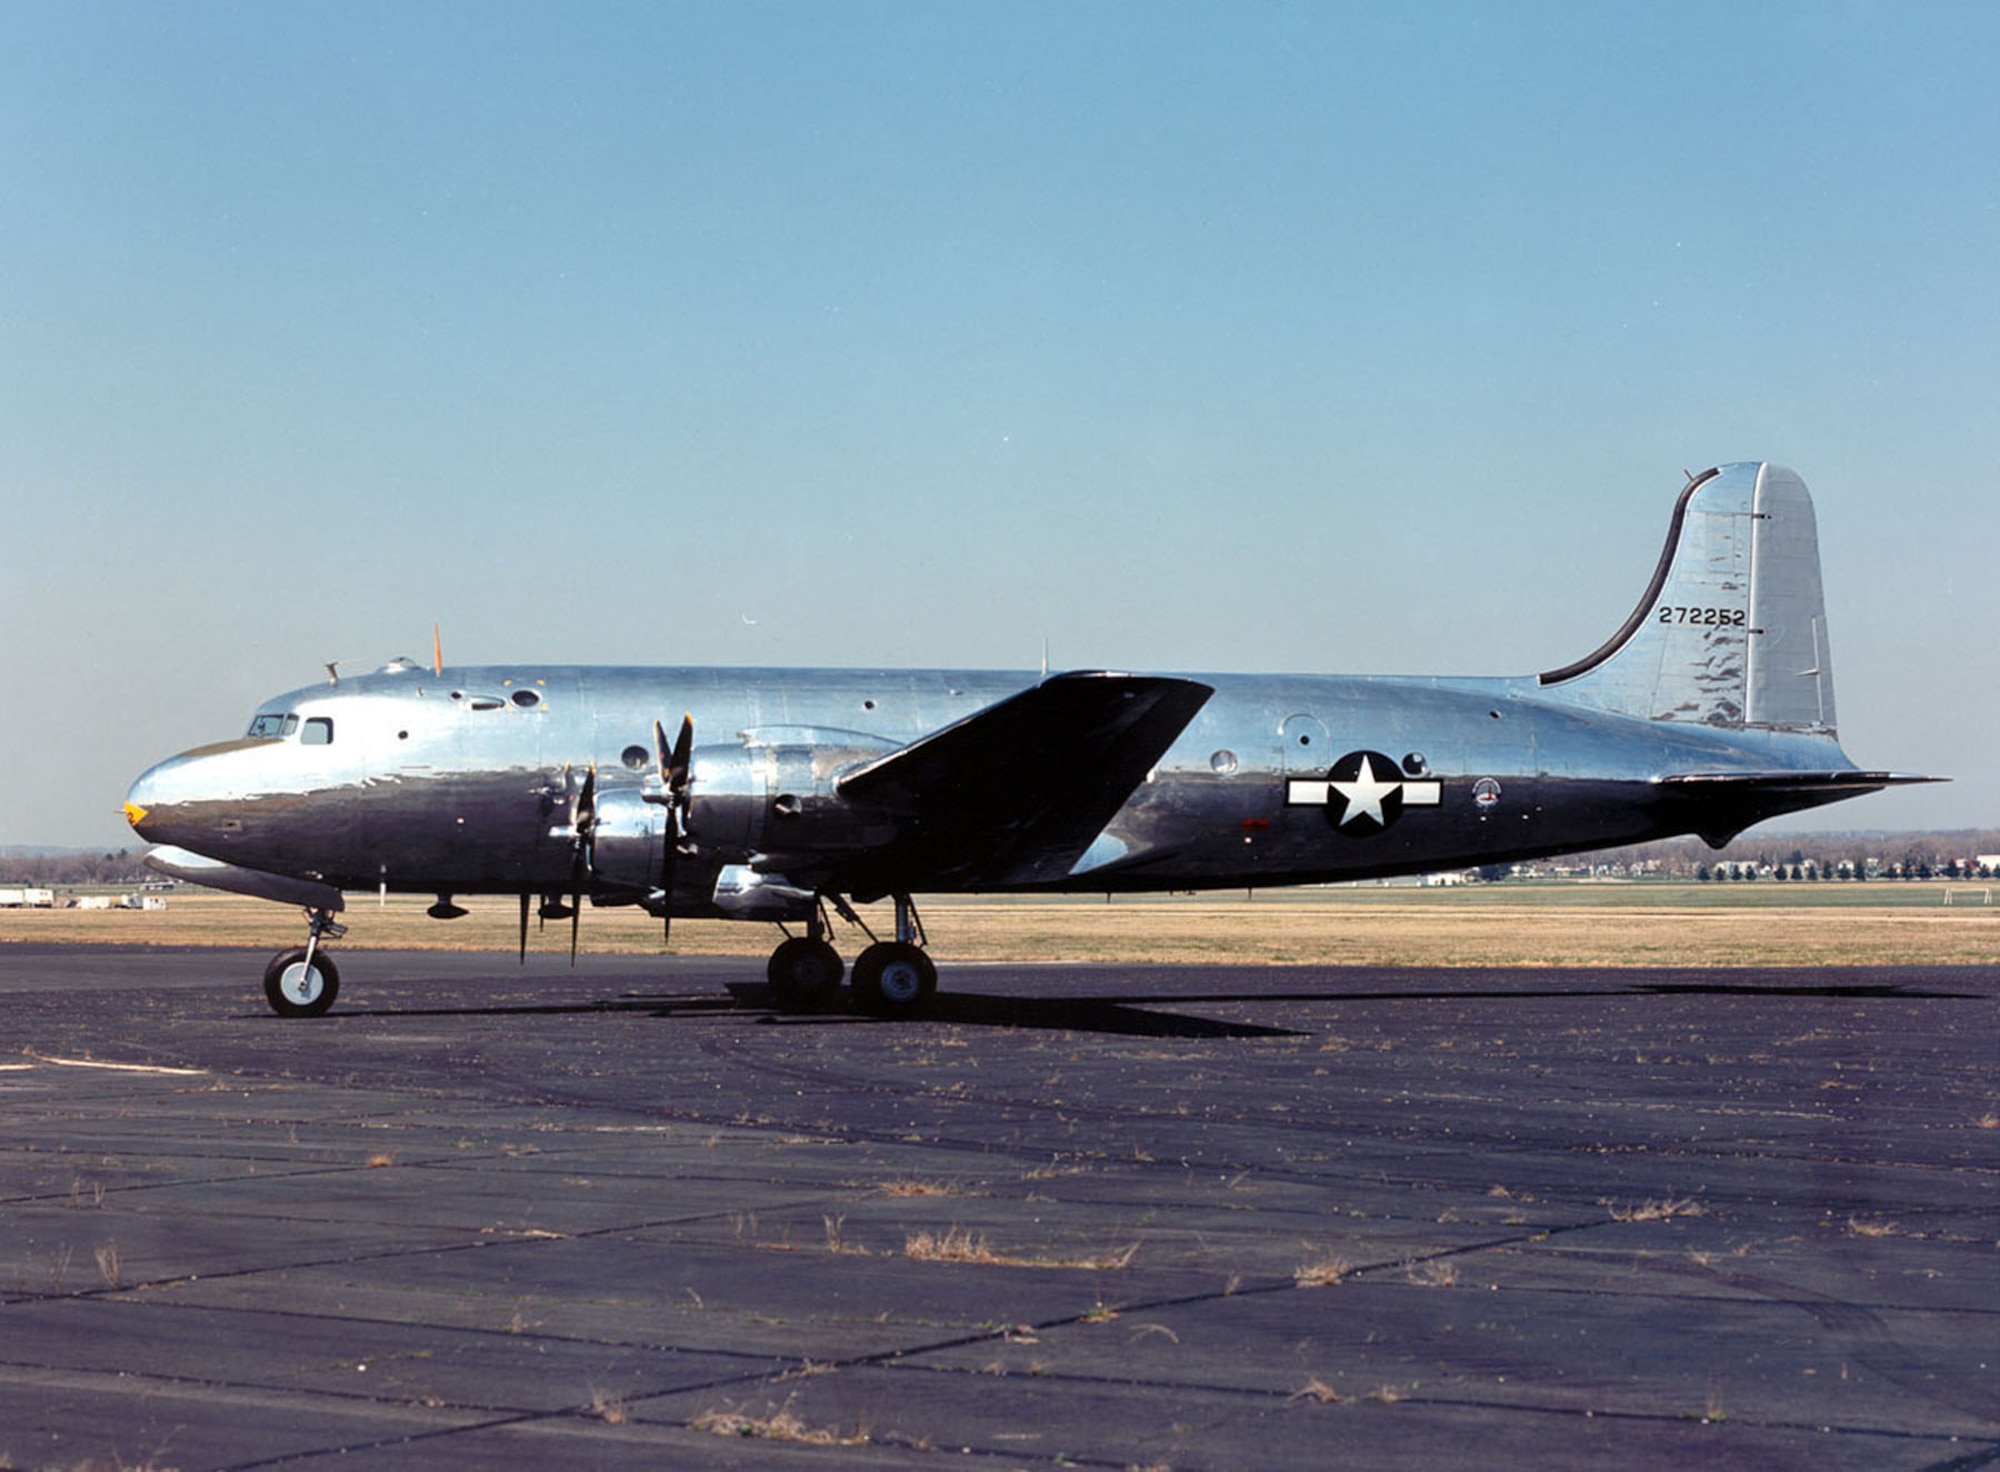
<box><xmin>5</xmin><ymin>2</ymin><xmax>1995</xmax><ymax>848</ymax></box>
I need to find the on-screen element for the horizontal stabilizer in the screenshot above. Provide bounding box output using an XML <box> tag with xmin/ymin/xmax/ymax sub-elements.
<box><xmin>836</xmin><ymin>671</ymin><xmax>1213</xmax><ymax>893</ymax></box>
<box><xmin>1655</xmin><ymin>770</ymin><xmax>1943</xmax><ymax>848</ymax></box>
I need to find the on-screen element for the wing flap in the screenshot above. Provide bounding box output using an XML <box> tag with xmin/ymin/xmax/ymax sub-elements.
<box><xmin>835</xmin><ymin>671</ymin><xmax>1213</xmax><ymax>894</ymax></box>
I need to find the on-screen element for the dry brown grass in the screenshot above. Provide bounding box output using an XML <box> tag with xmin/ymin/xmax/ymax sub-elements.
<box><xmin>1606</xmin><ymin>1196</ymin><xmax>1707</xmax><ymax>1223</ymax></box>
<box><xmin>903</xmin><ymin>1224</ymin><xmax>1139</xmax><ymax>1270</ymax></box>
<box><xmin>691</xmin><ymin>1397</ymin><xmax>867</xmax><ymax>1446</ymax></box>
<box><xmin>1845</xmin><ymin>1216</ymin><xmax>1902</xmax><ymax>1238</ymax></box>
<box><xmin>8</xmin><ymin>883</ymin><xmax>1997</xmax><ymax>966</ymax></box>
<box><xmin>878</xmin><ymin>1176</ymin><xmax>963</xmax><ymax>1198</ymax></box>
<box><xmin>1294</xmin><ymin>1248</ymin><xmax>1352</xmax><ymax>1287</ymax></box>
<box><xmin>1405</xmin><ymin>1258</ymin><xmax>1459</xmax><ymax>1288</ymax></box>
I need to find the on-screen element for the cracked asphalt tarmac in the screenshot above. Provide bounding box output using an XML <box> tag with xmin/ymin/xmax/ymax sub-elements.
<box><xmin>1</xmin><ymin>945</ymin><xmax>1994</xmax><ymax>1469</ymax></box>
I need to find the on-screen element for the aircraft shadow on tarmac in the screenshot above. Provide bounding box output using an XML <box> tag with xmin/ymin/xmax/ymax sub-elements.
<box><xmin>1627</xmin><ymin>980</ymin><xmax>1983</xmax><ymax>998</ymax></box>
<box><xmin>288</xmin><ymin>983</ymin><xmax>1297</xmax><ymax>1038</ymax></box>
<box><xmin>262</xmin><ymin>969</ymin><xmax>1983</xmax><ymax>1039</ymax></box>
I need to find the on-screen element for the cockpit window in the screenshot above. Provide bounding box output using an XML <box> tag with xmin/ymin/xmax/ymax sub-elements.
<box><xmin>247</xmin><ymin>713</ymin><xmax>299</xmax><ymax>738</ymax></box>
<box><xmin>301</xmin><ymin>716</ymin><xmax>334</xmax><ymax>746</ymax></box>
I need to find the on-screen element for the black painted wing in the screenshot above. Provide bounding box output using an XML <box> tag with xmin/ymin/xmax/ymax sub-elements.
<box><xmin>834</xmin><ymin>671</ymin><xmax>1213</xmax><ymax>896</ymax></box>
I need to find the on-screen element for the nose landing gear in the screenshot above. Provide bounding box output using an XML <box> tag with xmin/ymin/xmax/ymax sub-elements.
<box><xmin>263</xmin><ymin>906</ymin><xmax>346</xmax><ymax>1017</ymax></box>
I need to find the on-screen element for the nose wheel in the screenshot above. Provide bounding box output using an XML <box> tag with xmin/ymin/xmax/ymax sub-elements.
<box><xmin>263</xmin><ymin>906</ymin><xmax>345</xmax><ymax>1017</ymax></box>
<box><xmin>263</xmin><ymin>947</ymin><xmax>340</xmax><ymax>1017</ymax></box>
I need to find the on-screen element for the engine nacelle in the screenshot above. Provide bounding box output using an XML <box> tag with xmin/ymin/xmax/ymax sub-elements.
<box><xmin>589</xmin><ymin>726</ymin><xmax>906</xmax><ymax>901</ymax></box>
<box><xmin>587</xmin><ymin>790</ymin><xmax>667</xmax><ymax>894</ymax></box>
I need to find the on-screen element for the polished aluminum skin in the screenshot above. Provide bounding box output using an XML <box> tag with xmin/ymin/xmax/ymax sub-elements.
<box><xmin>125</xmin><ymin>463</ymin><xmax>1920</xmax><ymax>972</ymax></box>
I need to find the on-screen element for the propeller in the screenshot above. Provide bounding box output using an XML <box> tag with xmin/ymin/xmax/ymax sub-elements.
<box><xmin>566</xmin><ymin>762</ymin><xmax>597</xmax><ymax>964</ymax></box>
<box><xmin>650</xmin><ymin>714</ymin><xmax>695</xmax><ymax>944</ymax></box>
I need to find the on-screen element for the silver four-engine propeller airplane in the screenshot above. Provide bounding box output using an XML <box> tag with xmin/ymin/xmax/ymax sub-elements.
<box><xmin>126</xmin><ymin>462</ymin><xmax>1931</xmax><ymax>1019</ymax></box>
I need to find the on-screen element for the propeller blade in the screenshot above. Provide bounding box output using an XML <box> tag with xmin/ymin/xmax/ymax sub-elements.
<box><xmin>567</xmin><ymin>763</ymin><xmax>597</xmax><ymax>969</ymax></box>
<box><xmin>669</xmin><ymin>713</ymin><xmax>694</xmax><ymax>791</ymax></box>
<box><xmin>649</xmin><ymin>715</ymin><xmax>695</xmax><ymax>952</ymax></box>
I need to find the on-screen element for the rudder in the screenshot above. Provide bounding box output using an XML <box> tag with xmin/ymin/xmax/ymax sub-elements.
<box><xmin>1537</xmin><ymin>462</ymin><xmax>1837</xmax><ymax>732</ymax></box>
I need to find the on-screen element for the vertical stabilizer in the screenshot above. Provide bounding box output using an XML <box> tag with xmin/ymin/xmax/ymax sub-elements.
<box><xmin>1537</xmin><ymin>462</ymin><xmax>1837</xmax><ymax>732</ymax></box>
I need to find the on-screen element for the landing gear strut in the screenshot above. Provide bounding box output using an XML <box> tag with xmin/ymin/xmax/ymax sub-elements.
<box><xmin>264</xmin><ymin>906</ymin><xmax>346</xmax><ymax>1018</ymax></box>
<box><xmin>763</xmin><ymin>894</ymin><xmax>936</xmax><ymax>1019</ymax></box>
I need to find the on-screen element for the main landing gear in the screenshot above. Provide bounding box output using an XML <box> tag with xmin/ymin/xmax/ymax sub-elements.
<box><xmin>263</xmin><ymin>906</ymin><xmax>346</xmax><ymax>1018</ymax></box>
<box><xmin>765</xmin><ymin>893</ymin><xmax>938</xmax><ymax>1019</ymax></box>
<box><xmin>255</xmin><ymin>896</ymin><xmax>941</xmax><ymax>1021</ymax></box>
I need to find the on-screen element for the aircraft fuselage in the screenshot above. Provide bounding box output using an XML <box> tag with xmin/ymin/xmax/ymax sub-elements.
<box><xmin>127</xmin><ymin>662</ymin><xmax>1862</xmax><ymax>905</ymax></box>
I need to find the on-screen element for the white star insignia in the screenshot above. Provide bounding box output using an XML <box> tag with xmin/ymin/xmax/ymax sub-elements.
<box><xmin>1330</xmin><ymin>753</ymin><xmax>1398</xmax><ymax>828</ymax></box>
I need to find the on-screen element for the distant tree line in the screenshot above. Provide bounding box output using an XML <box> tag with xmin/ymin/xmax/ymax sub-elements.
<box><xmin>0</xmin><ymin>851</ymin><xmax>154</xmax><ymax>886</ymax></box>
<box><xmin>1512</xmin><ymin>829</ymin><xmax>2000</xmax><ymax>881</ymax></box>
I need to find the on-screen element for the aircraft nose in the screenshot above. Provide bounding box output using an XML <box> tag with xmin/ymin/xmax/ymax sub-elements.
<box><xmin>124</xmin><ymin>764</ymin><xmax>168</xmax><ymax>840</ymax></box>
<box><xmin>124</xmin><ymin>755</ymin><xmax>198</xmax><ymax>844</ymax></box>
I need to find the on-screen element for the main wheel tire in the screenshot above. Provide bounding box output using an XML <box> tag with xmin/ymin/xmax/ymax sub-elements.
<box><xmin>766</xmin><ymin>937</ymin><xmax>843</xmax><ymax>1012</ymax></box>
<box><xmin>851</xmin><ymin>941</ymin><xmax>937</xmax><ymax>1018</ymax></box>
<box><xmin>263</xmin><ymin>948</ymin><xmax>340</xmax><ymax>1018</ymax></box>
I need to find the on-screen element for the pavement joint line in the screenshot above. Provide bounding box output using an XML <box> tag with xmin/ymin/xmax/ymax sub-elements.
<box><xmin>5</xmin><ymin>1331</ymin><xmax>1992</xmax><ymax>1465</ymax></box>
<box><xmin>0</xmin><ymin>1293</ymin><xmax>804</xmax><ymax>1368</ymax></box>
<box><xmin>573</xmin><ymin>1224</ymin><xmax>1621</xmax><ymax>1409</ymax></box>
<box><xmin>24</xmin><ymin>1227</ymin><xmax>1645</xmax><ymax>1446</ymax></box>
<box><xmin>1914</xmin><ymin>1446</ymin><xmax>2000</xmax><ymax>1472</ymax></box>
<box><xmin>838</xmin><ymin>1355</ymin><xmax>2000</xmax><ymax>1449</ymax></box>
<box><xmin>0</xmin><ymin>1356</ymin><xmax>705</xmax><ymax>1423</ymax></box>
